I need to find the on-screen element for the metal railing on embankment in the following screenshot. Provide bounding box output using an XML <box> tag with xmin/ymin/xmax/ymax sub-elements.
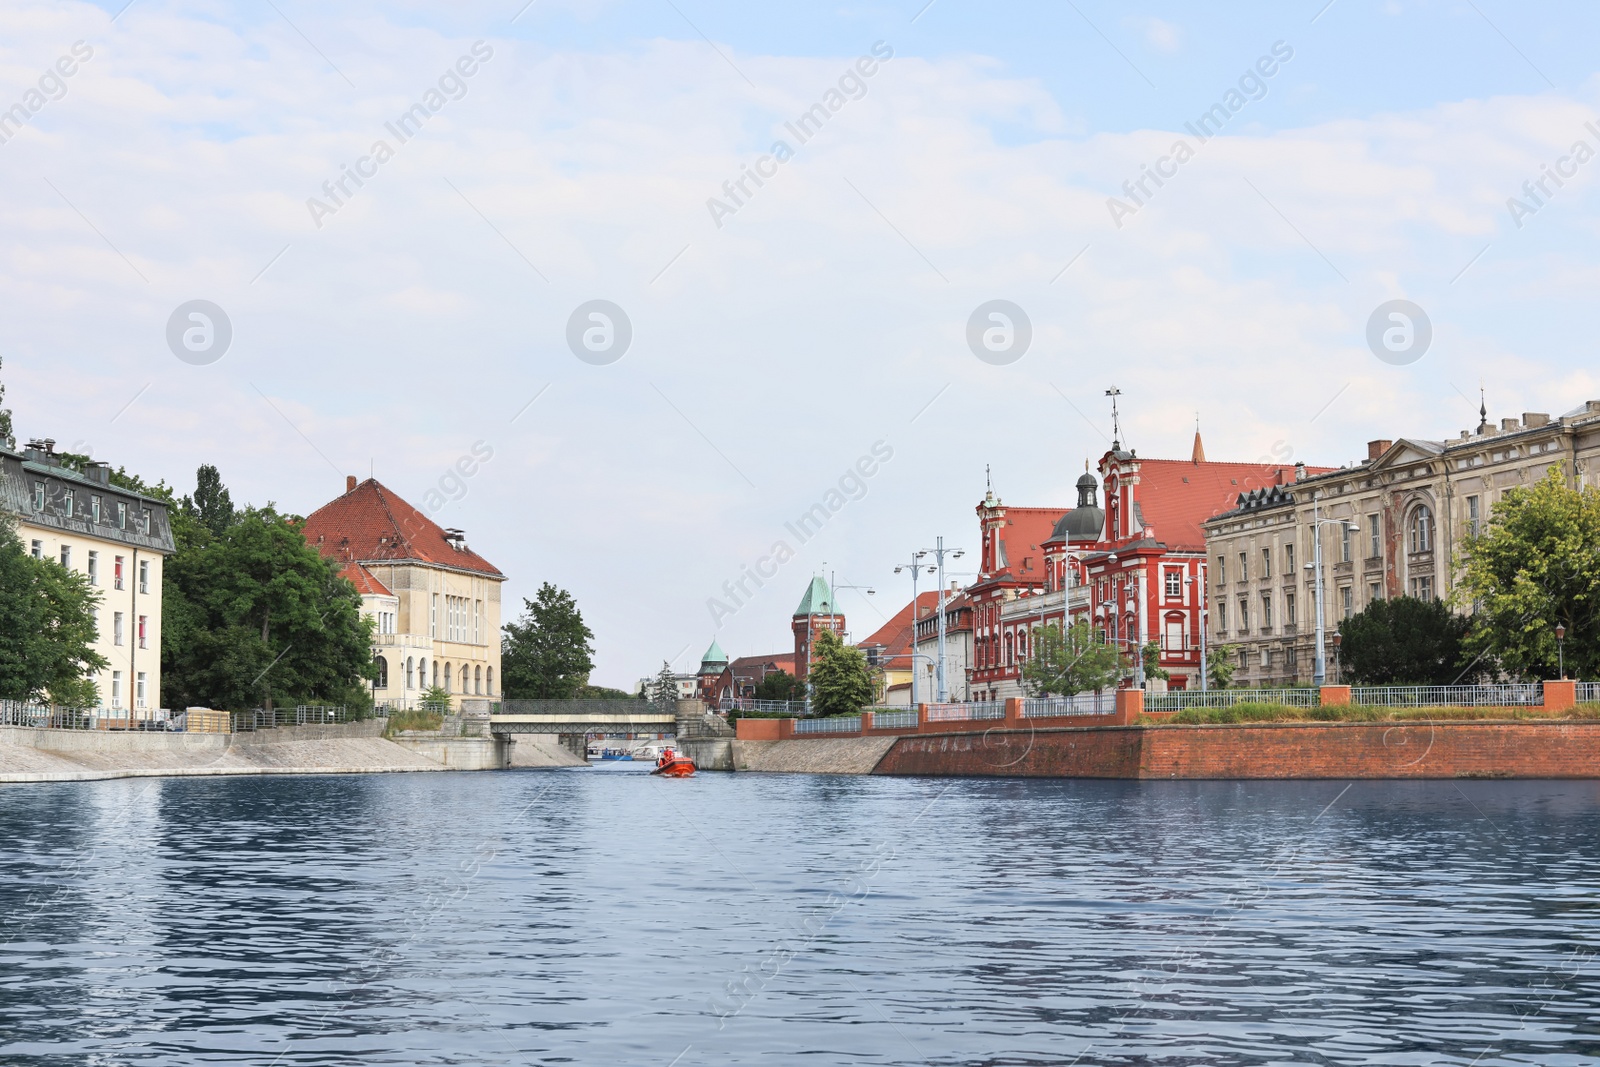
<box><xmin>793</xmin><ymin>715</ymin><xmax>861</xmax><ymax>735</ymax></box>
<box><xmin>230</xmin><ymin>705</ymin><xmax>357</xmax><ymax>732</ymax></box>
<box><xmin>1</xmin><ymin>701</ymin><xmax>171</xmax><ymax>730</ymax></box>
<box><xmin>1023</xmin><ymin>692</ymin><xmax>1115</xmax><ymax>718</ymax></box>
<box><xmin>1145</xmin><ymin>688</ymin><xmax>1319</xmax><ymax>712</ymax></box>
<box><xmin>1350</xmin><ymin>684</ymin><xmax>1543</xmax><ymax>708</ymax></box>
<box><xmin>720</xmin><ymin>697</ymin><xmax>811</xmax><ymax>717</ymax></box>
<box><xmin>869</xmin><ymin>709</ymin><xmax>918</xmax><ymax>730</ymax></box>
<box><xmin>1578</xmin><ymin>682</ymin><xmax>1600</xmax><ymax>704</ymax></box>
<box><xmin>924</xmin><ymin>702</ymin><xmax>1004</xmax><ymax>722</ymax></box>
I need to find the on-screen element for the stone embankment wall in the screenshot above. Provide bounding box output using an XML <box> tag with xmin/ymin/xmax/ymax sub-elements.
<box><xmin>732</xmin><ymin>737</ymin><xmax>897</xmax><ymax>774</ymax></box>
<box><xmin>0</xmin><ymin>721</ymin><xmax>446</xmax><ymax>784</ymax></box>
<box><xmin>872</xmin><ymin>721</ymin><xmax>1600</xmax><ymax>779</ymax></box>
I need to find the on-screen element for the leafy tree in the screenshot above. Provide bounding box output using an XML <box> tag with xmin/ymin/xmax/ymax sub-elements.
<box><xmin>753</xmin><ymin>668</ymin><xmax>801</xmax><ymax>702</ymax></box>
<box><xmin>577</xmin><ymin>684</ymin><xmax>635</xmax><ymax>700</ymax></box>
<box><xmin>1207</xmin><ymin>644</ymin><xmax>1238</xmax><ymax>690</ymax></box>
<box><xmin>183</xmin><ymin>464</ymin><xmax>236</xmax><ymax>538</ymax></box>
<box><xmin>1338</xmin><ymin>595</ymin><xmax>1471</xmax><ymax>685</ymax></box>
<box><xmin>1456</xmin><ymin>466</ymin><xmax>1600</xmax><ymax>681</ymax></box>
<box><xmin>162</xmin><ymin>507</ymin><xmax>375</xmax><ymax>710</ymax></box>
<box><xmin>419</xmin><ymin>683</ymin><xmax>452</xmax><ymax>709</ymax></box>
<box><xmin>0</xmin><ymin>520</ymin><xmax>108</xmax><ymax>704</ymax></box>
<box><xmin>1022</xmin><ymin>620</ymin><xmax>1122</xmax><ymax>696</ymax></box>
<box><xmin>500</xmin><ymin>582</ymin><xmax>596</xmax><ymax>698</ymax></box>
<box><xmin>807</xmin><ymin>629</ymin><xmax>874</xmax><ymax>715</ymax></box>
<box><xmin>646</xmin><ymin>661</ymin><xmax>679</xmax><ymax>713</ymax></box>
<box><xmin>1139</xmin><ymin>640</ymin><xmax>1171</xmax><ymax>683</ymax></box>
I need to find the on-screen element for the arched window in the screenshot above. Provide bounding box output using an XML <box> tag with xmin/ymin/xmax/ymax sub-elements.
<box><xmin>405</xmin><ymin>657</ymin><xmax>414</xmax><ymax>689</ymax></box>
<box><xmin>1005</xmin><ymin>632</ymin><xmax>1014</xmax><ymax>666</ymax></box>
<box><xmin>1017</xmin><ymin>631</ymin><xmax>1028</xmax><ymax>660</ymax></box>
<box><xmin>444</xmin><ymin>663</ymin><xmax>453</xmax><ymax>692</ymax></box>
<box><xmin>475</xmin><ymin>665</ymin><xmax>483</xmax><ymax>694</ymax></box>
<box><xmin>418</xmin><ymin>658</ymin><xmax>428</xmax><ymax>689</ymax></box>
<box><xmin>486</xmin><ymin>667</ymin><xmax>494</xmax><ymax>696</ymax></box>
<box><xmin>1410</xmin><ymin>506</ymin><xmax>1434</xmax><ymax>553</ymax></box>
<box><xmin>375</xmin><ymin>655</ymin><xmax>389</xmax><ymax>689</ymax></box>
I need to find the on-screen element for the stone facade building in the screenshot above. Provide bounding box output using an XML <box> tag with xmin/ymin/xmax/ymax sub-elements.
<box><xmin>1201</xmin><ymin>400</ymin><xmax>1600</xmax><ymax>687</ymax></box>
<box><xmin>1</xmin><ymin>440</ymin><xmax>175</xmax><ymax>712</ymax></box>
<box><xmin>303</xmin><ymin>476</ymin><xmax>504</xmax><ymax>710</ymax></box>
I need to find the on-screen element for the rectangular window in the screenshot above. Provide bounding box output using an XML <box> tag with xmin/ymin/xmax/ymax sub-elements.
<box><xmin>475</xmin><ymin>599</ymin><xmax>483</xmax><ymax>642</ymax></box>
<box><xmin>1285</xmin><ymin>591</ymin><xmax>1296</xmax><ymax>628</ymax></box>
<box><xmin>1369</xmin><ymin>581</ymin><xmax>1382</xmax><ymax>603</ymax></box>
<box><xmin>138</xmin><ymin>615</ymin><xmax>147</xmax><ymax>649</ymax></box>
<box><xmin>1285</xmin><ymin>542</ymin><xmax>1295</xmax><ymax>574</ymax></box>
<box><xmin>116</xmin><ymin>501</ymin><xmax>127</xmax><ymax>530</ymax></box>
<box><xmin>1238</xmin><ymin>648</ymin><xmax>1248</xmax><ymax>670</ymax></box>
<box><xmin>1340</xmin><ymin>586</ymin><xmax>1353</xmax><ymax>619</ymax></box>
<box><xmin>114</xmin><ymin>612</ymin><xmax>125</xmax><ymax>646</ymax></box>
<box><xmin>114</xmin><ymin>556</ymin><xmax>125</xmax><ymax>590</ymax></box>
<box><xmin>1217</xmin><ymin>601</ymin><xmax>1228</xmax><ymax>632</ymax></box>
<box><xmin>32</xmin><ymin>482</ymin><xmax>45</xmax><ymax>511</ymax></box>
<box><xmin>1164</xmin><ymin>569</ymin><xmax>1182</xmax><ymax>598</ymax></box>
<box><xmin>1368</xmin><ymin>514</ymin><xmax>1380</xmax><ymax>559</ymax></box>
<box><xmin>1262</xmin><ymin>548</ymin><xmax>1271</xmax><ymax>579</ymax></box>
<box><xmin>1262</xmin><ymin>647</ymin><xmax>1274</xmax><ymax>670</ymax></box>
<box><xmin>139</xmin><ymin>560</ymin><xmax>149</xmax><ymax>594</ymax></box>
<box><xmin>88</xmin><ymin>551</ymin><xmax>99</xmax><ymax>585</ymax></box>
<box><xmin>1340</xmin><ymin>525</ymin><xmax>1352</xmax><ymax>563</ymax></box>
<box><xmin>59</xmin><ymin>545</ymin><xmax>71</xmax><ymax>568</ymax></box>
<box><xmin>30</xmin><ymin>540</ymin><xmax>42</xmax><ymax>559</ymax></box>
<box><xmin>63</xmin><ymin>489</ymin><xmax>74</xmax><ymax>518</ymax></box>
<box><xmin>1467</xmin><ymin>496</ymin><xmax>1481</xmax><ymax>537</ymax></box>
<box><xmin>1261</xmin><ymin>594</ymin><xmax>1273</xmax><ymax>632</ymax></box>
<box><xmin>1412</xmin><ymin>576</ymin><xmax>1435</xmax><ymax>600</ymax></box>
<box><xmin>111</xmin><ymin>671</ymin><xmax>123</xmax><ymax>708</ymax></box>
<box><xmin>92</xmin><ymin>496</ymin><xmax>101</xmax><ymax>523</ymax></box>
<box><xmin>136</xmin><ymin>672</ymin><xmax>147</xmax><ymax>708</ymax></box>
<box><xmin>1286</xmin><ymin>645</ymin><xmax>1298</xmax><ymax>668</ymax></box>
<box><xmin>1239</xmin><ymin>552</ymin><xmax>1248</xmax><ymax>581</ymax></box>
<box><xmin>142</xmin><ymin>509</ymin><xmax>151</xmax><ymax>535</ymax></box>
<box><xmin>1238</xmin><ymin>597</ymin><xmax>1250</xmax><ymax>634</ymax></box>
<box><xmin>431</xmin><ymin>594</ymin><xmax>438</xmax><ymax>638</ymax></box>
<box><xmin>1216</xmin><ymin>556</ymin><xmax>1226</xmax><ymax>585</ymax></box>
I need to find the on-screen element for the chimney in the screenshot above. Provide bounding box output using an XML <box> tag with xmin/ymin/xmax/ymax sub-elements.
<box><xmin>346</xmin><ymin>475</ymin><xmax>357</xmax><ymax>494</ymax></box>
<box><xmin>1367</xmin><ymin>440</ymin><xmax>1392</xmax><ymax>461</ymax></box>
<box><xmin>1522</xmin><ymin>412</ymin><xmax>1550</xmax><ymax>428</ymax></box>
<box><xmin>1294</xmin><ymin>461</ymin><xmax>1307</xmax><ymax>482</ymax></box>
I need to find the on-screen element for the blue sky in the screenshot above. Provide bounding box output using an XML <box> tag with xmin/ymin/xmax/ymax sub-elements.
<box><xmin>7</xmin><ymin>0</ymin><xmax>1600</xmax><ymax>686</ymax></box>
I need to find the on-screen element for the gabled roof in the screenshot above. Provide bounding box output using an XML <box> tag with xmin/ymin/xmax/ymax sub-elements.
<box><xmin>1370</xmin><ymin>438</ymin><xmax>1446</xmax><ymax>468</ymax></box>
<box><xmin>1125</xmin><ymin>458</ymin><xmax>1337</xmax><ymax>550</ymax></box>
<box><xmin>338</xmin><ymin>562</ymin><xmax>394</xmax><ymax>597</ymax></box>
<box><xmin>858</xmin><ymin>591</ymin><xmax>940</xmax><ymax>671</ymax></box>
<box><xmin>984</xmin><ymin>505</ymin><xmax>1064</xmax><ymax>587</ymax></box>
<box><xmin>302</xmin><ymin>478</ymin><xmax>504</xmax><ymax>578</ymax></box>
<box><xmin>794</xmin><ymin>576</ymin><xmax>838</xmax><ymax>617</ymax></box>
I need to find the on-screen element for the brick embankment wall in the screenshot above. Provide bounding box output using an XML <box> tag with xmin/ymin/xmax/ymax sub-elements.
<box><xmin>871</xmin><ymin>721</ymin><xmax>1600</xmax><ymax>779</ymax></box>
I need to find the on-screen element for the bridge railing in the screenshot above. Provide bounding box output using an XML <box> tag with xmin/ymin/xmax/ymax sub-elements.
<box><xmin>496</xmin><ymin>698</ymin><xmax>663</xmax><ymax>717</ymax></box>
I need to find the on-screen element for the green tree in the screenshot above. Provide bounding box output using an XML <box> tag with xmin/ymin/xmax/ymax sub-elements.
<box><xmin>1207</xmin><ymin>644</ymin><xmax>1238</xmax><ymax>689</ymax></box>
<box><xmin>500</xmin><ymin>583</ymin><xmax>596</xmax><ymax>698</ymax></box>
<box><xmin>162</xmin><ymin>508</ymin><xmax>375</xmax><ymax>710</ymax></box>
<box><xmin>1139</xmin><ymin>640</ymin><xmax>1171</xmax><ymax>683</ymax></box>
<box><xmin>1339</xmin><ymin>595</ymin><xmax>1471</xmax><ymax>685</ymax></box>
<box><xmin>1456</xmin><ymin>465</ymin><xmax>1600</xmax><ymax>681</ymax></box>
<box><xmin>807</xmin><ymin>629</ymin><xmax>874</xmax><ymax>715</ymax></box>
<box><xmin>419</xmin><ymin>683</ymin><xmax>452</xmax><ymax>709</ymax></box>
<box><xmin>183</xmin><ymin>464</ymin><xmax>236</xmax><ymax>538</ymax></box>
<box><xmin>753</xmin><ymin>669</ymin><xmax>800</xmax><ymax>702</ymax></box>
<box><xmin>646</xmin><ymin>661</ymin><xmax>679</xmax><ymax>713</ymax></box>
<box><xmin>1021</xmin><ymin>620</ymin><xmax>1121</xmax><ymax>696</ymax></box>
<box><xmin>0</xmin><ymin>520</ymin><xmax>108</xmax><ymax>703</ymax></box>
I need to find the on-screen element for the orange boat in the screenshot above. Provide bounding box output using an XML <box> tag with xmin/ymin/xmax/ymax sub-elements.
<box><xmin>652</xmin><ymin>746</ymin><xmax>697</xmax><ymax>777</ymax></box>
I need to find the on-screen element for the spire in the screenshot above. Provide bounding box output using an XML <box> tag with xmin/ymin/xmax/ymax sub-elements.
<box><xmin>1191</xmin><ymin>415</ymin><xmax>1206</xmax><ymax>464</ymax></box>
<box><xmin>1478</xmin><ymin>384</ymin><xmax>1489</xmax><ymax>434</ymax></box>
<box><xmin>1106</xmin><ymin>386</ymin><xmax>1123</xmax><ymax>450</ymax></box>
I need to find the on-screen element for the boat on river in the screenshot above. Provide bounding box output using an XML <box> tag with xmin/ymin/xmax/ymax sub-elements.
<box><xmin>651</xmin><ymin>747</ymin><xmax>696</xmax><ymax>777</ymax></box>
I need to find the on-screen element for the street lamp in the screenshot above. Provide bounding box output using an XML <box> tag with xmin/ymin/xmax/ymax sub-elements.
<box><xmin>893</xmin><ymin>553</ymin><xmax>935</xmax><ymax>705</ymax></box>
<box><xmin>1556</xmin><ymin>623</ymin><xmax>1567</xmax><ymax>680</ymax></box>
<box><xmin>1305</xmin><ymin>500</ymin><xmax>1363</xmax><ymax>686</ymax></box>
<box><xmin>1186</xmin><ymin>569</ymin><xmax>1209</xmax><ymax>692</ymax></box>
<box><xmin>1331</xmin><ymin>631</ymin><xmax>1343</xmax><ymax>684</ymax></box>
<box><xmin>918</xmin><ymin>537</ymin><xmax>965</xmax><ymax>702</ymax></box>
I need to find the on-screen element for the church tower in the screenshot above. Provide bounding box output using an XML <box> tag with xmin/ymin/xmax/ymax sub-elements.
<box><xmin>791</xmin><ymin>576</ymin><xmax>845</xmax><ymax>685</ymax></box>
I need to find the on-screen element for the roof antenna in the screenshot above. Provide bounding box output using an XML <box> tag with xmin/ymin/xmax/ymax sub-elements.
<box><xmin>1105</xmin><ymin>386</ymin><xmax>1123</xmax><ymax>450</ymax></box>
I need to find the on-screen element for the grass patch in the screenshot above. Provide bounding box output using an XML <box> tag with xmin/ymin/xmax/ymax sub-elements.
<box><xmin>383</xmin><ymin>709</ymin><xmax>444</xmax><ymax>736</ymax></box>
<box><xmin>1142</xmin><ymin>703</ymin><xmax>1600</xmax><ymax>726</ymax></box>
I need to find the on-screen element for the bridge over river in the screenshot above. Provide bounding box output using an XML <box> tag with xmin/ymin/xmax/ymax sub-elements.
<box><xmin>486</xmin><ymin>699</ymin><xmax>734</xmax><ymax>765</ymax></box>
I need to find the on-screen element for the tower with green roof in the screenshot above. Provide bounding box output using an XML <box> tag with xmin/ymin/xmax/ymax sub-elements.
<box><xmin>792</xmin><ymin>576</ymin><xmax>845</xmax><ymax>685</ymax></box>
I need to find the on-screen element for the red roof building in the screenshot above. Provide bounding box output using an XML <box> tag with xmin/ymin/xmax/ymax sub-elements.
<box><xmin>303</xmin><ymin>476</ymin><xmax>506</xmax><ymax>710</ymax></box>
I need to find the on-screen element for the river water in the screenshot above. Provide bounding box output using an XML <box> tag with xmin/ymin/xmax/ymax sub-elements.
<box><xmin>2</xmin><ymin>768</ymin><xmax>1598</xmax><ymax>1066</ymax></box>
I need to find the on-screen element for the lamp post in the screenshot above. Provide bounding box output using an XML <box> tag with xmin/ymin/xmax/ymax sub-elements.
<box><xmin>920</xmin><ymin>537</ymin><xmax>965</xmax><ymax>702</ymax></box>
<box><xmin>893</xmin><ymin>553</ymin><xmax>934</xmax><ymax>705</ymax></box>
<box><xmin>1331</xmin><ymin>631</ymin><xmax>1342</xmax><ymax>684</ymax></box>
<box><xmin>1186</xmin><ymin>568</ymin><xmax>1209</xmax><ymax>692</ymax></box>
<box><xmin>1556</xmin><ymin>623</ymin><xmax>1567</xmax><ymax>680</ymax></box>
<box><xmin>1305</xmin><ymin>500</ymin><xmax>1363</xmax><ymax>687</ymax></box>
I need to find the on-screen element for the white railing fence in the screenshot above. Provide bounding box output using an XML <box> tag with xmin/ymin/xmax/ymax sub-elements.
<box><xmin>925</xmin><ymin>702</ymin><xmax>1005</xmax><ymax>722</ymax></box>
<box><xmin>1145</xmin><ymin>688</ymin><xmax>1319</xmax><ymax>711</ymax></box>
<box><xmin>721</xmin><ymin>697</ymin><xmax>811</xmax><ymax>716</ymax></box>
<box><xmin>1577</xmin><ymin>682</ymin><xmax>1600</xmax><ymax>704</ymax></box>
<box><xmin>1023</xmin><ymin>692</ymin><xmax>1114</xmax><ymax>718</ymax></box>
<box><xmin>870</xmin><ymin>709</ymin><xmax>919</xmax><ymax>730</ymax></box>
<box><xmin>1350</xmin><ymin>684</ymin><xmax>1544</xmax><ymax>708</ymax></box>
<box><xmin>793</xmin><ymin>716</ymin><xmax>861</xmax><ymax>735</ymax></box>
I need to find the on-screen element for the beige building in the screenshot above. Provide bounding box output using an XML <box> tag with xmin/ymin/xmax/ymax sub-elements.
<box><xmin>2</xmin><ymin>439</ymin><xmax>175</xmax><ymax>711</ymax></box>
<box><xmin>1201</xmin><ymin>399</ymin><xmax>1600</xmax><ymax>687</ymax></box>
<box><xmin>303</xmin><ymin>477</ymin><xmax>504</xmax><ymax>710</ymax></box>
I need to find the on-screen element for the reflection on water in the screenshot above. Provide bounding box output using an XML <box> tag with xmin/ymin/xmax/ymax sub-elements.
<box><xmin>2</xmin><ymin>772</ymin><xmax>1598</xmax><ymax>1065</ymax></box>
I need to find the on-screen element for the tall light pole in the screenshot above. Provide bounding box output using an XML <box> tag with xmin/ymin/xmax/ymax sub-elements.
<box><xmin>1556</xmin><ymin>623</ymin><xmax>1567</xmax><ymax>680</ymax></box>
<box><xmin>1187</xmin><ymin>567</ymin><xmax>1208</xmax><ymax>692</ymax></box>
<box><xmin>921</xmin><ymin>537</ymin><xmax>965</xmax><ymax>702</ymax></box>
<box><xmin>893</xmin><ymin>553</ymin><xmax>933</xmax><ymax>705</ymax></box>
<box><xmin>1305</xmin><ymin>500</ymin><xmax>1363</xmax><ymax>686</ymax></box>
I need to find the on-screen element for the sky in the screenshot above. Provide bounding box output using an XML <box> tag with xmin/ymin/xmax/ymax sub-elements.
<box><xmin>3</xmin><ymin>0</ymin><xmax>1599</xmax><ymax>689</ymax></box>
